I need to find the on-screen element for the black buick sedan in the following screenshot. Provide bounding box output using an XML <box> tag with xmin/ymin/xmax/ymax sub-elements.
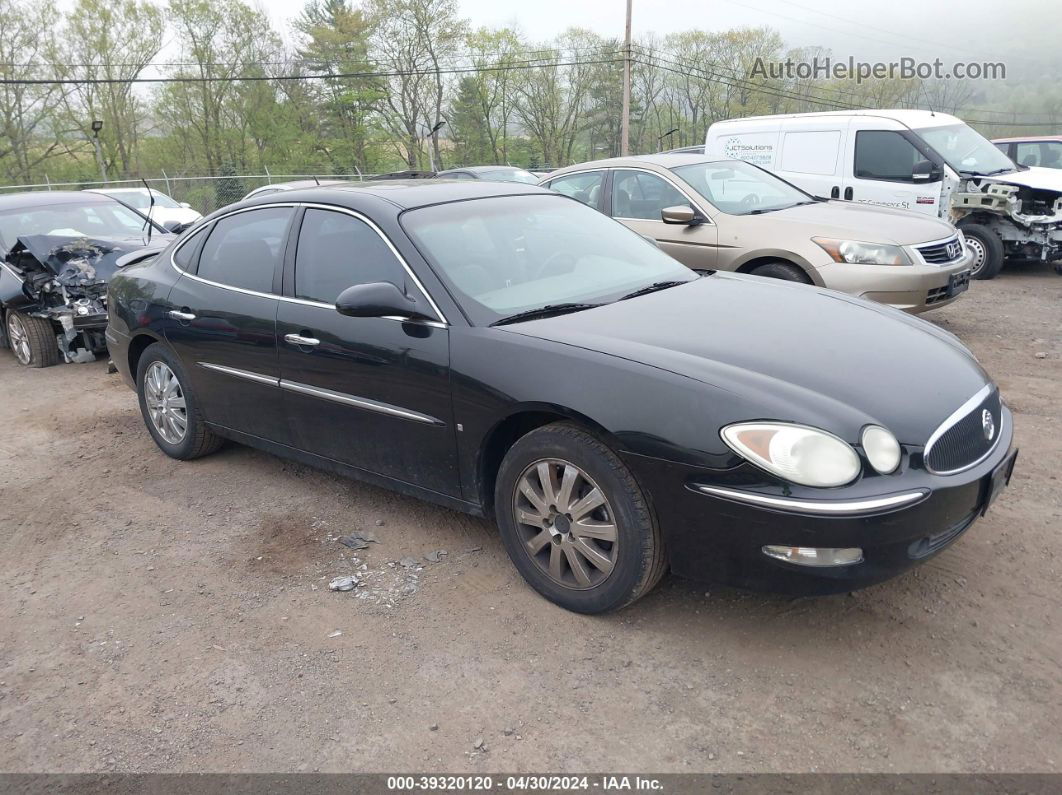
<box><xmin>106</xmin><ymin>181</ymin><xmax>1016</xmax><ymax>613</ymax></box>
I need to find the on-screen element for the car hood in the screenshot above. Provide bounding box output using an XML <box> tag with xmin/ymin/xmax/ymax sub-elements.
<box><xmin>7</xmin><ymin>233</ymin><xmax>175</xmax><ymax>286</ymax></box>
<box><xmin>501</xmin><ymin>273</ymin><xmax>990</xmax><ymax>445</ymax></box>
<box><xmin>753</xmin><ymin>200</ymin><xmax>957</xmax><ymax>245</ymax></box>
<box><xmin>976</xmin><ymin>166</ymin><xmax>1062</xmax><ymax>193</ymax></box>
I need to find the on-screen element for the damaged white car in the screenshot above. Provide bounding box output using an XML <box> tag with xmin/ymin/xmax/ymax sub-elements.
<box><xmin>0</xmin><ymin>191</ymin><xmax>172</xmax><ymax>367</ymax></box>
<box><xmin>706</xmin><ymin>109</ymin><xmax>1062</xmax><ymax>278</ymax></box>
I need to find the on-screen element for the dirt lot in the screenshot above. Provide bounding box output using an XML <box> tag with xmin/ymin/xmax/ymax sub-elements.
<box><xmin>0</xmin><ymin>265</ymin><xmax>1059</xmax><ymax>774</ymax></box>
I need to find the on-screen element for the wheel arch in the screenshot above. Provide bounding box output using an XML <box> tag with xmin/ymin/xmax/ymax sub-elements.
<box><xmin>127</xmin><ymin>330</ymin><xmax>166</xmax><ymax>381</ymax></box>
<box><xmin>733</xmin><ymin>254</ymin><xmax>821</xmax><ymax>285</ymax></box>
<box><xmin>476</xmin><ymin>403</ymin><xmax>619</xmax><ymax>518</ymax></box>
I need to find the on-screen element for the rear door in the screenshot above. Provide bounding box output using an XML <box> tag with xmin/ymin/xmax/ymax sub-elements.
<box><xmin>275</xmin><ymin>206</ymin><xmax>459</xmax><ymax>496</ymax></box>
<box><xmin>776</xmin><ymin>118</ymin><xmax>847</xmax><ymax>199</ymax></box>
<box><xmin>842</xmin><ymin>119</ymin><xmax>942</xmax><ymax>216</ymax></box>
<box><xmin>607</xmin><ymin>168</ymin><xmax>717</xmax><ymax>268</ymax></box>
<box><xmin>164</xmin><ymin>205</ymin><xmax>295</xmax><ymax>444</ymax></box>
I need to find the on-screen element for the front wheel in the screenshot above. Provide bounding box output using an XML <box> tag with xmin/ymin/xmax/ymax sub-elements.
<box><xmin>494</xmin><ymin>423</ymin><xmax>667</xmax><ymax>613</ymax></box>
<box><xmin>749</xmin><ymin>261</ymin><xmax>812</xmax><ymax>283</ymax></box>
<box><xmin>960</xmin><ymin>224</ymin><xmax>1004</xmax><ymax>280</ymax></box>
<box><xmin>6</xmin><ymin>311</ymin><xmax>58</xmax><ymax>368</ymax></box>
<box><xmin>136</xmin><ymin>343</ymin><xmax>223</xmax><ymax>460</ymax></box>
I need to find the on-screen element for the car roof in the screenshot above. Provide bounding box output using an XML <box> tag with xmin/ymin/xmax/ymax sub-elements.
<box><xmin>86</xmin><ymin>187</ymin><xmax>151</xmax><ymax>193</ymax></box>
<box><xmin>241</xmin><ymin>179</ymin><xmax>549</xmax><ymax>211</ymax></box>
<box><xmin>0</xmin><ymin>190</ymin><xmax>117</xmax><ymax>210</ymax></box>
<box><xmin>440</xmin><ymin>165</ymin><xmax>529</xmax><ymax>174</ymax></box>
<box><xmin>992</xmin><ymin>135</ymin><xmax>1062</xmax><ymax>143</ymax></box>
<box><xmin>710</xmin><ymin>108</ymin><xmax>962</xmax><ymax>129</ymax></box>
<box><xmin>548</xmin><ymin>154</ymin><xmax>728</xmax><ymax>175</ymax></box>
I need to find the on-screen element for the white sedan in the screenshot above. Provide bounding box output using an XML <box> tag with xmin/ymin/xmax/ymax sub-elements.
<box><xmin>85</xmin><ymin>187</ymin><xmax>201</xmax><ymax>229</ymax></box>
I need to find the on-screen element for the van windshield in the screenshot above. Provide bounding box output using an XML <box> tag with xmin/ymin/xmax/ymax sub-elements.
<box><xmin>671</xmin><ymin>160</ymin><xmax>813</xmax><ymax>215</ymax></box>
<box><xmin>915</xmin><ymin>123</ymin><xmax>1016</xmax><ymax>176</ymax></box>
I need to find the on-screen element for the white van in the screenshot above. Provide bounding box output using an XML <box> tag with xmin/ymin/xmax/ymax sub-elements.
<box><xmin>706</xmin><ymin>110</ymin><xmax>1062</xmax><ymax>279</ymax></box>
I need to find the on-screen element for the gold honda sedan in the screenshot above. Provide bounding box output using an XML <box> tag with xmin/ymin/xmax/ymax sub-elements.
<box><xmin>542</xmin><ymin>155</ymin><xmax>973</xmax><ymax>313</ymax></box>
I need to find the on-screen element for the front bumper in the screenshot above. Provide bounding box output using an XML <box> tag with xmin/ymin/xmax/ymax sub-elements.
<box><xmin>818</xmin><ymin>251</ymin><xmax>973</xmax><ymax>314</ymax></box>
<box><xmin>623</xmin><ymin>407</ymin><xmax>1015</xmax><ymax>595</ymax></box>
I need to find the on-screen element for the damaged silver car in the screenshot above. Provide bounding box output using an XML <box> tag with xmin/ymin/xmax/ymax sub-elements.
<box><xmin>0</xmin><ymin>191</ymin><xmax>172</xmax><ymax>367</ymax></box>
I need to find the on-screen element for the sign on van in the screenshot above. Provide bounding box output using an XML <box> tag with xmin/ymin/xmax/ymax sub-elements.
<box><xmin>722</xmin><ymin>135</ymin><xmax>775</xmax><ymax>167</ymax></box>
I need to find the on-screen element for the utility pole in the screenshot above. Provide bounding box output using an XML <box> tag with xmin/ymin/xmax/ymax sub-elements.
<box><xmin>620</xmin><ymin>0</ymin><xmax>632</xmax><ymax>156</ymax></box>
<box><xmin>91</xmin><ymin>120</ymin><xmax>107</xmax><ymax>183</ymax></box>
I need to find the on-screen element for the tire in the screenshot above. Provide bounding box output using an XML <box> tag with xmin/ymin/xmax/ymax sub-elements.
<box><xmin>494</xmin><ymin>423</ymin><xmax>667</xmax><ymax>613</ymax></box>
<box><xmin>749</xmin><ymin>261</ymin><xmax>812</xmax><ymax>283</ymax></box>
<box><xmin>136</xmin><ymin>342</ymin><xmax>223</xmax><ymax>460</ymax></box>
<box><xmin>6</xmin><ymin>310</ymin><xmax>59</xmax><ymax>368</ymax></box>
<box><xmin>960</xmin><ymin>224</ymin><xmax>1004</xmax><ymax>280</ymax></box>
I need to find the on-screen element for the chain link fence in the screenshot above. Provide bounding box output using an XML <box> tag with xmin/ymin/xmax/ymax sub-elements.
<box><xmin>0</xmin><ymin>173</ymin><xmax>381</xmax><ymax>216</ymax></box>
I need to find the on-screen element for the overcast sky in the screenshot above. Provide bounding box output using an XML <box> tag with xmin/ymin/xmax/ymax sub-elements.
<box><xmin>253</xmin><ymin>0</ymin><xmax>1053</xmax><ymax>68</ymax></box>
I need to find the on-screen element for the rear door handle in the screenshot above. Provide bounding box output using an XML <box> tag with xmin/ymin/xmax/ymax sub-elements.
<box><xmin>284</xmin><ymin>333</ymin><xmax>320</xmax><ymax>347</ymax></box>
<box><xmin>168</xmin><ymin>310</ymin><xmax>196</xmax><ymax>321</ymax></box>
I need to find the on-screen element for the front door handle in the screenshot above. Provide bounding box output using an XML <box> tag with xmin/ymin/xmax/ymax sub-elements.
<box><xmin>168</xmin><ymin>309</ymin><xmax>196</xmax><ymax>321</ymax></box>
<box><xmin>284</xmin><ymin>333</ymin><xmax>320</xmax><ymax>347</ymax></box>
<box><xmin>830</xmin><ymin>186</ymin><xmax>840</xmax><ymax>199</ymax></box>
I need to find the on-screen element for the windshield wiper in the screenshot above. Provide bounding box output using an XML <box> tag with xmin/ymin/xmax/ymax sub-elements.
<box><xmin>490</xmin><ymin>302</ymin><xmax>602</xmax><ymax>327</ymax></box>
<box><xmin>618</xmin><ymin>280</ymin><xmax>687</xmax><ymax>301</ymax></box>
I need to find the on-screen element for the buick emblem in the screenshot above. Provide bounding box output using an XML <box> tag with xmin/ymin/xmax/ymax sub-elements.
<box><xmin>982</xmin><ymin>409</ymin><xmax>996</xmax><ymax>441</ymax></box>
<box><xmin>946</xmin><ymin>240</ymin><xmax>962</xmax><ymax>260</ymax></box>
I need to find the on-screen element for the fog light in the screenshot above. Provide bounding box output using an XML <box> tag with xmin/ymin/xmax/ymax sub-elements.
<box><xmin>762</xmin><ymin>545</ymin><xmax>863</xmax><ymax>567</ymax></box>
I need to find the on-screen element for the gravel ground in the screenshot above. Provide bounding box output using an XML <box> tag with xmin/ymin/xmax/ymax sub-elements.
<box><xmin>0</xmin><ymin>264</ymin><xmax>1059</xmax><ymax>774</ymax></box>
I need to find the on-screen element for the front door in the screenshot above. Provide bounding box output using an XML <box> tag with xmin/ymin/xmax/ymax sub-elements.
<box><xmin>275</xmin><ymin>207</ymin><xmax>459</xmax><ymax>497</ymax></box>
<box><xmin>164</xmin><ymin>205</ymin><xmax>295</xmax><ymax>444</ymax></box>
<box><xmin>842</xmin><ymin>121</ymin><xmax>942</xmax><ymax>216</ymax></box>
<box><xmin>609</xmin><ymin>169</ymin><xmax>718</xmax><ymax>269</ymax></box>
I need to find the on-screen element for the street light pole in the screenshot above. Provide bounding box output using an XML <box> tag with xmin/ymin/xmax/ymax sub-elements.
<box><xmin>620</xmin><ymin>0</ymin><xmax>632</xmax><ymax>156</ymax></box>
<box><xmin>91</xmin><ymin>120</ymin><xmax>107</xmax><ymax>183</ymax></box>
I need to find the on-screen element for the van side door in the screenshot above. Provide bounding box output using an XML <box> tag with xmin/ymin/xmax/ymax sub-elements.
<box><xmin>841</xmin><ymin>118</ymin><xmax>943</xmax><ymax>217</ymax></box>
<box><xmin>776</xmin><ymin>119</ymin><xmax>847</xmax><ymax>200</ymax></box>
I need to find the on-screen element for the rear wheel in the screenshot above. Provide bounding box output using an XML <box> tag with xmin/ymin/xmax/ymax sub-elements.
<box><xmin>749</xmin><ymin>261</ymin><xmax>812</xmax><ymax>283</ymax></box>
<box><xmin>6</xmin><ymin>311</ymin><xmax>58</xmax><ymax>368</ymax></box>
<box><xmin>960</xmin><ymin>224</ymin><xmax>1004</xmax><ymax>280</ymax></box>
<box><xmin>495</xmin><ymin>423</ymin><xmax>666</xmax><ymax>613</ymax></box>
<box><xmin>136</xmin><ymin>343</ymin><xmax>222</xmax><ymax>460</ymax></box>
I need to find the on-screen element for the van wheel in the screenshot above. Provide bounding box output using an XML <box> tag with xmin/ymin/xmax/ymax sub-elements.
<box><xmin>749</xmin><ymin>261</ymin><xmax>812</xmax><ymax>283</ymax></box>
<box><xmin>6</xmin><ymin>311</ymin><xmax>59</xmax><ymax>368</ymax></box>
<box><xmin>960</xmin><ymin>224</ymin><xmax>1004</xmax><ymax>280</ymax></box>
<box><xmin>495</xmin><ymin>423</ymin><xmax>667</xmax><ymax>614</ymax></box>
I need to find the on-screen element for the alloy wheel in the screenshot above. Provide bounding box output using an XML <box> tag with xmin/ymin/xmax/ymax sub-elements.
<box><xmin>966</xmin><ymin>236</ymin><xmax>987</xmax><ymax>277</ymax></box>
<box><xmin>512</xmin><ymin>458</ymin><xmax>619</xmax><ymax>590</ymax></box>
<box><xmin>144</xmin><ymin>361</ymin><xmax>188</xmax><ymax>444</ymax></box>
<box><xmin>7</xmin><ymin>314</ymin><xmax>31</xmax><ymax>365</ymax></box>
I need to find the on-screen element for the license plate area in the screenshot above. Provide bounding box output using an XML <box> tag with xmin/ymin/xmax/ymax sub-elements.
<box><xmin>982</xmin><ymin>448</ymin><xmax>1018</xmax><ymax>515</ymax></box>
<box><xmin>948</xmin><ymin>270</ymin><xmax>971</xmax><ymax>297</ymax></box>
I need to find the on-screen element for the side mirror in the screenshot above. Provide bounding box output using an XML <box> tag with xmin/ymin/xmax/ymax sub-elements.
<box><xmin>161</xmin><ymin>219</ymin><xmax>184</xmax><ymax>233</ymax></box>
<box><xmin>913</xmin><ymin>160</ymin><xmax>942</xmax><ymax>182</ymax></box>
<box><xmin>179</xmin><ymin>202</ymin><xmax>192</xmax><ymax>209</ymax></box>
<box><xmin>335</xmin><ymin>282</ymin><xmax>430</xmax><ymax>320</ymax></box>
<box><xmin>661</xmin><ymin>205</ymin><xmax>704</xmax><ymax>226</ymax></box>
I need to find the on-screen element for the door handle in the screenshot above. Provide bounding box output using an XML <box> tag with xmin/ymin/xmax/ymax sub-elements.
<box><xmin>284</xmin><ymin>333</ymin><xmax>320</xmax><ymax>347</ymax></box>
<box><xmin>168</xmin><ymin>309</ymin><xmax>196</xmax><ymax>321</ymax></box>
<box><xmin>844</xmin><ymin>187</ymin><xmax>854</xmax><ymax>200</ymax></box>
<box><xmin>830</xmin><ymin>186</ymin><xmax>840</xmax><ymax>199</ymax></box>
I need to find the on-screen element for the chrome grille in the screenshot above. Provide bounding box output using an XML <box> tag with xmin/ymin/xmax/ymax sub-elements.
<box><xmin>924</xmin><ymin>387</ymin><xmax>1002</xmax><ymax>474</ymax></box>
<box><xmin>918</xmin><ymin>236</ymin><xmax>964</xmax><ymax>264</ymax></box>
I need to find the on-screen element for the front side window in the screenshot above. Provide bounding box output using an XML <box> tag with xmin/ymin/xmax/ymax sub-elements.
<box><xmin>294</xmin><ymin>209</ymin><xmax>407</xmax><ymax>304</ymax></box>
<box><xmin>545</xmin><ymin>171</ymin><xmax>604</xmax><ymax>208</ymax></box>
<box><xmin>403</xmin><ymin>194</ymin><xmax>695</xmax><ymax>326</ymax></box>
<box><xmin>672</xmin><ymin>160</ymin><xmax>811</xmax><ymax>215</ymax></box>
<box><xmin>1015</xmin><ymin>141</ymin><xmax>1062</xmax><ymax>169</ymax></box>
<box><xmin>196</xmin><ymin>206</ymin><xmax>293</xmax><ymax>293</ymax></box>
<box><xmin>611</xmin><ymin>170</ymin><xmax>689</xmax><ymax>220</ymax></box>
<box><xmin>854</xmin><ymin>131</ymin><xmax>924</xmax><ymax>182</ymax></box>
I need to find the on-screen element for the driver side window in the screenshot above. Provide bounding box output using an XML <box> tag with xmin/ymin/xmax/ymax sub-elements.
<box><xmin>854</xmin><ymin>131</ymin><xmax>923</xmax><ymax>182</ymax></box>
<box><xmin>294</xmin><ymin>209</ymin><xmax>408</xmax><ymax>304</ymax></box>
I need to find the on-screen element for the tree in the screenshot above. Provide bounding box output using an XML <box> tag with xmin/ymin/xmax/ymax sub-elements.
<box><xmin>52</xmin><ymin>0</ymin><xmax>164</xmax><ymax>178</ymax></box>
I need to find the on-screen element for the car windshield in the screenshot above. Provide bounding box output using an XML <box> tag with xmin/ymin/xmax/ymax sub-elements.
<box><xmin>0</xmin><ymin>201</ymin><xmax>155</xmax><ymax>250</ymax></box>
<box><xmin>671</xmin><ymin>160</ymin><xmax>812</xmax><ymax>214</ymax></box>
<box><xmin>915</xmin><ymin>123</ymin><xmax>1016</xmax><ymax>176</ymax></box>
<box><xmin>481</xmin><ymin>169</ymin><xmax>540</xmax><ymax>185</ymax></box>
<box><xmin>402</xmin><ymin>194</ymin><xmax>696</xmax><ymax>326</ymax></box>
<box><xmin>108</xmin><ymin>190</ymin><xmax>182</xmax><ymax>210</ymax></box>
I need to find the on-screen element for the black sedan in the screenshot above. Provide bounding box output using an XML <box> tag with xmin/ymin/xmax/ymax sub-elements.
<box><xmin>106</xmin><ymin>181</ymin><xmax>1016</xmax><ymax>613</ymax></box>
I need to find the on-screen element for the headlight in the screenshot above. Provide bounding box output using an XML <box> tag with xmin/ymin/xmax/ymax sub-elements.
<box><xmin>722</xmin><ymin>422</ymin><xmax>861</xmax><ymax>488</ymax></box>
<box><xmin>813</xmin><ymin>237</ymin><xmax>912</xmax><ymax>266</ymax></box>
<box><xmin>861</xmin><ymin>425</ymin><xmax>901</xmax><ymax>474</ymax></box>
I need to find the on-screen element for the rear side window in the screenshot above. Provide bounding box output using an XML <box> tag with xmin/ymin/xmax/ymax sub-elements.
<box><xmin>197</xmin><ymin>207</ymin><xmax>293</xmax><ymax>293</ymax></box>
<box><xmin>294</xmin><ymin>209</ymin><xmax>407</xmax><ymax>304</ymax></box>
<box><xmin>546</xmin><ymin>171</ymin><xmax>604</xmax><ymax>209</ymax></box>
<box><xmin>1015</xmin><ymin>140</ymin><xmax>1062</xmax><ymax>168</ymax></box>
<box><xmin>780</xmin><ymin>130</ymin><xmax>841</xmax><ymax>175</ymax></box>
<box><xmin>854</xmin><ymin>131</ymin><xmax>923</xmax><ymax>181</ymax></box>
